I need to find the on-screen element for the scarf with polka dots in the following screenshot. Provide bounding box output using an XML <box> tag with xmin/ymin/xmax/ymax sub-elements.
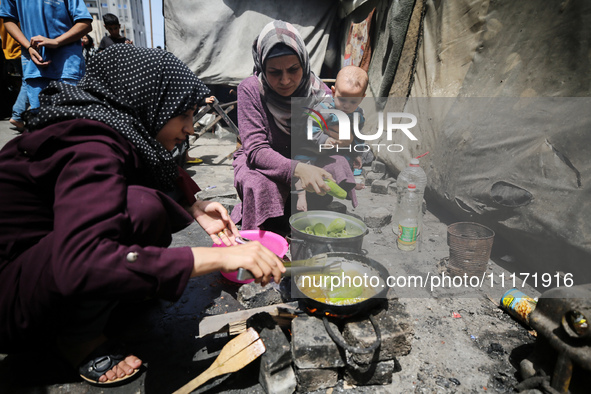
<box><xmin>29</xmin><ymin>44</ymin><xmax>210</xmax><ymax>191</ymax></box>
<box><xmin>252</xmin><ymin>20</ymin><xmax>327</xmax><ymax>135</ymax></box>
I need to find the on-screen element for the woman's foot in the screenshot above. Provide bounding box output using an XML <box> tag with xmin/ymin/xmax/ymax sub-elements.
<box><xmin>86</xmin><ymin>354</ymin><xmax>142</xmax><ymax>384</ymax></box>
<box><xmin>58</xmin><ymin>335</ymin><xmax>142</xmax><ymax>385</ymax></box>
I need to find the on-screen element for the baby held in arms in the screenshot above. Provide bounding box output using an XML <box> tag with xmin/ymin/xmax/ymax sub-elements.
<box><xmin>295</xmin><ymin>65</ymin><xmax>368</xmax><ymax>212</ymax></box>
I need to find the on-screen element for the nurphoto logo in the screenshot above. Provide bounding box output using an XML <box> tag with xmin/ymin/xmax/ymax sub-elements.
<box><xmin>305</xmin><ymin>107</ymin><xmax>419</xmax><ymax>153</ymax></box>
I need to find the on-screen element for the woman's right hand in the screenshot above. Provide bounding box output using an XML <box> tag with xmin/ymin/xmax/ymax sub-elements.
<box><xmin>190</xmin><ymin>242</ymin><xmax>285</xmax><ymax>285</ymax></box>
<box><xmin>294</xmin><ymin>162</ymin><xmax>332</xmax><ymax>195</ymax></box>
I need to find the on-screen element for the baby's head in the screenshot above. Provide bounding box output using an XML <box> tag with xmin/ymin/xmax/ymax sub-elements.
<box><xmin>331</xmin><ymin>66</ymin><xmax>368</xmax><ymax>114</ymax></box>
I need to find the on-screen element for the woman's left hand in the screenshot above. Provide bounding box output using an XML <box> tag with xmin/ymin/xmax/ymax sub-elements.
<box><xmin>190</xmin><ymin>200</ymin><xmax>240</xmax><ymax>246</ymax></box>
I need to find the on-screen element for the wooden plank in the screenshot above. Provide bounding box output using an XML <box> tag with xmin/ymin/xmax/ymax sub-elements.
<box><xmin>198</xmin><ymin>302</ymin><xmax>299</xmax><ymax>338</ymax></box>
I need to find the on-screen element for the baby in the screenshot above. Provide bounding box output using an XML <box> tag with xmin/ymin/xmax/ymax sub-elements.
<box><xmin>296</xmin><ymin>65</ymin><xmax>368</xmax><ymax>211</ymax></box>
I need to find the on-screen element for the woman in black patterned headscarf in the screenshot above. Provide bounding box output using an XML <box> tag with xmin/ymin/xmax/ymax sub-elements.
<box><xmin>30</xmin><ymin>44</ymin><xmax>210</xmax><ymax>191</ymax></box>
<box><xmin>0</xmin><ymin>45</ymin><xmax>284</xmax><ymax>386</ymax></box>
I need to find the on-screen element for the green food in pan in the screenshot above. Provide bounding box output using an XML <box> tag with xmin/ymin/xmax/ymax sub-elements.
<box><xmin>327</xmin><ymin>284</ymin><xmax>364</xmax><ymax>302</ymax></box>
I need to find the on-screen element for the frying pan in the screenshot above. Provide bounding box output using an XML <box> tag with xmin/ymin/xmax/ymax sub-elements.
<box><xmin>291</xmin><ymin>251</ymin><xmax>390</xmax><ymax>354</ymax></box>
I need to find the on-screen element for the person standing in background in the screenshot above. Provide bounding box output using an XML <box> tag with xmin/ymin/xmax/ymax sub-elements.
<box><xmin>81</xmin><ymin>33</ymin><xmax>97</xmax><ymax>64</ymax></box>
<box><xmin>98</xmin><ymin>13</ymin><xmax>133</xmax><ymax>51</ymax></box>
<box><xmin>0</xmin><ymin>15</ymin><xmax>27</xmax><ymax>131</ymax></box>
<box><xmin>0</xmin><ymin>0</ymin><xmax>92</xmax><ymax>115</ymax></box>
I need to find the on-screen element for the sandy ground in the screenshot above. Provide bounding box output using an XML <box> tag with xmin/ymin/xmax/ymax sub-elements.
<box><xmin>0</xmin><ymin>119</ymin><xmax>546</xmax><ymax>393</ymax></box>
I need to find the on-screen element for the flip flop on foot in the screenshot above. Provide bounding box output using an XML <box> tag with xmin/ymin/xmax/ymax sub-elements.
<box><xmin>78</xmin><ymin>340</ymin><xmax>142</xmax><ymax>386</ymax></box>
<box><xmin>186</xmin><ymin>156</ymin><xmax>203</xmax><ymax>164</ymax></box>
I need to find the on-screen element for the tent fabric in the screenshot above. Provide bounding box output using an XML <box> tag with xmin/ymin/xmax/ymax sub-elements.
<box><xmin>339</xmin><ymin>0</ymin><xmax>373</xmax><ymax>18</ymax></box>
<box><xmin>365</xmin><ymin>0</ymin><xmax>417</xmax><ymax>97</ymax></box>
<box><xmin>370</xmin><ymin>0</ymin><xmax>591</xmax><ymax>281</ymax></box>
<box><xmin>164</xmin><ymin>0</ymin><xmax>338</xmax><ymax>86</ymax></box>
<box><xmin>163</xmin><ymin>0</ymin><xmax>591</xmax><ymax>281</ymax></box>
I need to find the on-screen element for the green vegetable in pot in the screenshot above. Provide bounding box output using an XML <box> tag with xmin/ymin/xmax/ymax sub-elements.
<box><xmin>313</xmin><ymin>223</ymin><xmax>327</xmax><ymax>236</ymax></box>
<box><xmin>325</xmin><ymin>179</ymin><xmax>348</xmax><ymax>199</ymax></box>
<box><xmin>327</xmin><ymin>218</ymin><xmax>346</xmax><ymax>234</ymax></box>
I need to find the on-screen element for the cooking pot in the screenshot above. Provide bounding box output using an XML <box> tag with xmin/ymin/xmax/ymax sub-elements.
<box><xmin>289</xmin><ymin>211</ymin><xmax>369</xmax><ymax>261</ymax></box>
<box><xmin>291</xmin><ymin>251</ymin><xmax>389</xmax><ymax>354</ymax></box>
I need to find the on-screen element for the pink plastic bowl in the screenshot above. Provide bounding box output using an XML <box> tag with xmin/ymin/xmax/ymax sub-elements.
<box><xmin>213</xmin><ymin>230</ymin><xmax>289</xmax><ymax>284</ymax></box>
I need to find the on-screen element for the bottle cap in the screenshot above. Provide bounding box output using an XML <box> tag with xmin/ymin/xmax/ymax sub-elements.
<box><xmin>410</xmin><ymin>158</ymin><xmax>420</xmax><ymax>166</ymax></box>
<box><xmin>408</xmin><ymin>184</ymin><xmax>416</xmax><ymax>190</ymax></box>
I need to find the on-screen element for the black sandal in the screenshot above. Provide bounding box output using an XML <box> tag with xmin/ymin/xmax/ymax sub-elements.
<box><xmin>78</xmin><ymin>341</ymin><xmax>141</xmax><ymax>386</ymax></box>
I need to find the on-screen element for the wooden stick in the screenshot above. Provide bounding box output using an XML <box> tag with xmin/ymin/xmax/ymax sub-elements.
<box><xmin>198</xmin><ymin>302</ymin><xmax>298</xmax><ymax>338</ymax></box>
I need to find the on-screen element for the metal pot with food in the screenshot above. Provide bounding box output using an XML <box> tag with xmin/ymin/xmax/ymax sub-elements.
<box><xmin>289</xmin><ymin>211</ymin><xmax>369</xmax><ymax>261</ymax></box>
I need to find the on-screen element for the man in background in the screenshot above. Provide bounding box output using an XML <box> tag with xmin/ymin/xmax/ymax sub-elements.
<box><xmin>98</xmin><ymin>13</ymin><xmax>133</xmax><ymax>51</ymax></box>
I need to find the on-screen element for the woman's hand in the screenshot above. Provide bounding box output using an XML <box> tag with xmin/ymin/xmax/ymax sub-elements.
<box><xmin>190</xmin><ymin>242</ymin><xmax>286</xmax><ymax>285</ymax></box>
<box><xmin>220</xmin><ymin>241</ymin><xmax>285</xmax><ymax>285</ymax></box>
<box><xmin>294</xmin><ymin>162</ymin><xmax>332</xmax><ymax>195</ymax></box>
<box><xmin>189</xmin><ymin>200</ymin><xmax>240</xmax><ymax>246</ymax></box>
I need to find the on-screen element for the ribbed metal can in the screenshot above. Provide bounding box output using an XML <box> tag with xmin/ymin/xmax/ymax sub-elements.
<box><xmin>447</xmin><ymin>222</ymin><xmax>495</xmax><ymax>277</ymax></box>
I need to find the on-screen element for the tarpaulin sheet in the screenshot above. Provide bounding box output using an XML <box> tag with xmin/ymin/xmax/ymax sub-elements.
<box><xmin>370</xmin><ymin>0</ymin><xmax>591</xmax><ymax>282</ymax></box>
<box><xmin>365</xmin><ymin>0</ymin><xmax>416</xmax><ymax>97</ymax></box>
<box><xmin>164</xmin><ymin>0</ymin><xmax>338</xmax><ymax>86</ymax></box>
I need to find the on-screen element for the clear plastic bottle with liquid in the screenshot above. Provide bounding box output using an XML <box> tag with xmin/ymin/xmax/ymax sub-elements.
<box><xmin>397</xmin><ymin>158</ymin><xmax>427</xmax><ymax>205</ymax></box>
<box><xmin>396</xmin><ymin>184</ymin><xmax>420</xmax><ymax>251</ymax></box>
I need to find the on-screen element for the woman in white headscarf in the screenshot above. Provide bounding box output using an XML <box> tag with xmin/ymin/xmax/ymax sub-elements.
<box><xmin>232</xmin><ymin>20</ymin><xmax>356</xmax><ymax>236</ymax></box>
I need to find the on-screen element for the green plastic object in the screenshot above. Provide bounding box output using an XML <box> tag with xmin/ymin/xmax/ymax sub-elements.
<box><xmin>325</xmin><ymin>179</ymin><xmax>347</xmax><ymax>199</ymax></box>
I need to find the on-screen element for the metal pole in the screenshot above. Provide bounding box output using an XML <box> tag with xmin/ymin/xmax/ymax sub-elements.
<box><xmin>148</xmin><ymin>0</ymin><xmax>154</xmax><ymax>48</ymax></box>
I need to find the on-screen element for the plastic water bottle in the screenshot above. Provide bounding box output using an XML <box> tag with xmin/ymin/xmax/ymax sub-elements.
<box><xmin>397</xmin><ymin>158</ymin><xmax>427</xmax><ymax>205</ymax></box>
<box><xmin>396</xmin><ymin>184</ymin><xmax>421</xmax><ymax>251</ymax></box>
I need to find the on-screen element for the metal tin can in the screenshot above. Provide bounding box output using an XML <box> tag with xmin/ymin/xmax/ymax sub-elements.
<box><xmin>501</xmin><ymin>288</ymin><xmax>537</xmax><ymax>325</ymax></box>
